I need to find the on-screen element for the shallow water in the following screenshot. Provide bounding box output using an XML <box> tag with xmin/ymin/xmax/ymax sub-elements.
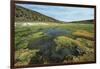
<box><xmin>44</xmin><ymin>29</ymin><xmax>72</xmax><ymax>37</ymax></box>
<box><xmin>28</xmin><ymin>29</ymin><xmax>72</xmax><ymax>49</ymax></box>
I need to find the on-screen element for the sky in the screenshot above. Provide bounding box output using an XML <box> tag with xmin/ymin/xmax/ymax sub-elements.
<box><xmin>16</xmin><ymin>3</ymin><xmax>94</xmax><ymax>22</ymax></box>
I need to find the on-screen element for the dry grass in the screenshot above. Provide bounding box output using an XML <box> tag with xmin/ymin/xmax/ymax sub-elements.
<box><xmin>73</xmin><ymin>30</ymin><xmax>94</xmax><ymax>40</ymax></box>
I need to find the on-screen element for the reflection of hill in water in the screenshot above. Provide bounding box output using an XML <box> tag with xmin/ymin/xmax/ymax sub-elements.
<box><xmin>44</xmin><ymin>29</ymin><xmax>72</xmax><ymax>37</ymax></box>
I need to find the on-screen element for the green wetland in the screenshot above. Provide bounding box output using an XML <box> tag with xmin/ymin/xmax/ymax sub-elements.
<box><xmin>15</xmin><ymin>22</ymin><xmax>95</xmax><ymax>66</ymax></box>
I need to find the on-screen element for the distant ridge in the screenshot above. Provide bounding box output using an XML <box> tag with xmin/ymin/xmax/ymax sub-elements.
<box><xmin>69</xmin><ymin>19</ymin><xmax>94</xmax><ymax>24</ymax></box>
<box><xmin>15</xmin><ymin>5</ymin><xmax>60</xmax><ymax>23</ymax></box>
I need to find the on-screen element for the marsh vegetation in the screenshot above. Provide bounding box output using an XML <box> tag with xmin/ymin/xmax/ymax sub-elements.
<box><xmin>15</xmin><ymin>22</ymin><xmax>95</xmax><ymax>66</ymax></box>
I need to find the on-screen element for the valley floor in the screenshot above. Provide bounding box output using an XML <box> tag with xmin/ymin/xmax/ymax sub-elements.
<box><xmin>14</xmin><ymin>22</ymin><xmax>95</xmax><ymax>66</ymax></box>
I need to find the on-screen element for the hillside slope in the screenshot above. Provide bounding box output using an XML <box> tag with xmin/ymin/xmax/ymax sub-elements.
<box><xmin>15</xmin><ymin>5</ymin><xmax>60</xmax><ymax>23</ymax></box>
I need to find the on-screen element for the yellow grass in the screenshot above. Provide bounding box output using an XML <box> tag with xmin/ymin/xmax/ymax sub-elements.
<box><xmin>73</xmin><ymin>30</ymin><xmax>94</xmax><ymax>40</ymax></box>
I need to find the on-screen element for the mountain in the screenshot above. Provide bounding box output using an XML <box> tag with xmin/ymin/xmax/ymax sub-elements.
<box><xmin>15</xmin><ymin>5</ymin><xmax>60</xmax><ymax>23</ymax></box>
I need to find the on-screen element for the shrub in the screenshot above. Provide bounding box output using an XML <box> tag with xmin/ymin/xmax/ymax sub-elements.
<box><xmin>72</xmin><ymin>51</ymin><xmax>95</xmax><ymax>62</ymax></box>
<box><xmin>15</xmin><ymin>49</ymin><xmax>39</xmax><ymax>66</ymax></box>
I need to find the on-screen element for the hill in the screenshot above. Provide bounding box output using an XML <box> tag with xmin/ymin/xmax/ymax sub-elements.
<box><xmin>15</xmin><ymin>5</ymin><xmax>61</xmax><ymax>23</ymax></box>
